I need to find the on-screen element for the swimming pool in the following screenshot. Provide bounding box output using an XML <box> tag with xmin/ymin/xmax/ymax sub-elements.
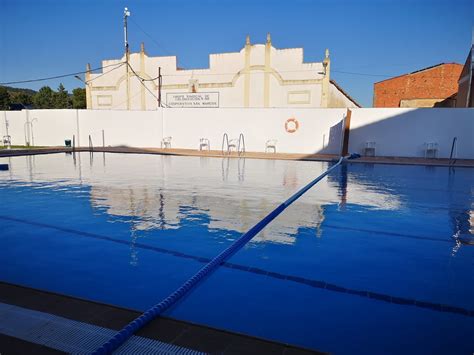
<box><xmin>0</xmin><ymin>153</ymin><xmax>473</xmax><ymax>354</ymax></box>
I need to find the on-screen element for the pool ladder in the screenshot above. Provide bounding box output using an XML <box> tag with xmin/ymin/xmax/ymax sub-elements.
<box><xmin>88</xmin><ymin>135</ymin><xmax>94</xmax><ymax>152</ymax></box>
<box><xmin>449</xmin><ymin>137</ymin><xmax>457</xmax><ymax>166</ymax></box>
<box><xmin>237</xmin><ymin>133</ymin><xmax>246</xmax><ymax>156</ymax></box>
<box><xmin>221</xmin><ymin>133</ymin><xmax>245</xmax><ymax>156</ymax></box>
<box><xmin>88</xmin><ymin>135</ymin><xmax>94</xmax><ymax>165</ymax></box>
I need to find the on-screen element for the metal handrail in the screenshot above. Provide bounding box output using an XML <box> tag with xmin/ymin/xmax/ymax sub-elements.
<box><xmin>24</xmin><ymin>122</ymin><xmax>31</xmax><ymax>146</ymax></box>
<box><xmin>72</xmin><ymin>135</ymin><xmax>76</xmax><ymax>152</ymax></box>
<box><xmin>449</xmin><ymin>137</ymin><xmax>458</xmax><ymax>166</ymax></box>
<box><xmin>88</xmin><ymin>135</ymin><xmax>93</xmax><ymax>152</ymax></box>
<box><xmin>221</xmin><ymin>133</ymin><xmax>229</xmax><ymax>155</ymax></box>
<box><xmin>30</xmin><ymin>118</ymin><xmax>37</xmax><ymax>146</ymax></box>
<box><xmin>237</xmin><ymin>133</ymin><xmax>245</xmax><ymax>156</ymax></box>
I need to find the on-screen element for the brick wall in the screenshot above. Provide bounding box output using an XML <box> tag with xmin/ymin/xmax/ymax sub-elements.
<box><xmin>373</xmin><ymin>63</ymin><xmax>463</xmax><ymax>107</ymax></box>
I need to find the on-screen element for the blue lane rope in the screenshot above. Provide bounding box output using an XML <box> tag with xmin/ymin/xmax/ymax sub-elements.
<box><xmin>93</xmin><ymin>157</ymin><xmax>345</xmax><ymax>354</ymax></box>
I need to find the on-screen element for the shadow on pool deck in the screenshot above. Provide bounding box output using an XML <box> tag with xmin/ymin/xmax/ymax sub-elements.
<box><xmin>0</xmin><ymin>282</ymin><xmax>327</xmax><ymax>355</ymax></box>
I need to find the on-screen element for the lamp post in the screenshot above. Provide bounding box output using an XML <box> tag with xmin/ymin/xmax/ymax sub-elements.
<box><xmin>124</xmin><ymin>7</ymin><xmax>130</xmax><ymax>54</ymax></box>
<box><xmin>74</xmin><ymin>75</ymin><xmax>91</xmax><ymax>90</ymax></box>
<box><xmin>124</xmin><ymin>7</ymin><xmax>131</xmax><ymax>110</ymax></box>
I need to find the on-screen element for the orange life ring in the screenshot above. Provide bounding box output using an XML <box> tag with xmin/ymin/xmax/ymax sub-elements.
<box><xmin>285</xmin><ymin>118</ymin><xmax>299</xmax><ymax>133</ymax></box>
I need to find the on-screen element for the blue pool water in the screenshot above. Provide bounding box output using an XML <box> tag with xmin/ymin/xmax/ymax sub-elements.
<box><xmin>0</xmin><ymin>153</ymin><xmax>473</xmax><ymax>354</ymax></box>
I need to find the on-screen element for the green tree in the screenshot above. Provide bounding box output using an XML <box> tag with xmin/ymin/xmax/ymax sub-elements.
<box><xmin>71</xmin><ymin>88</ymin><xmax>86</xmax><ymax>109</ymax></box>
<box><xmin>33</xmin><ymin>86</ymin><xmax>55</xmax><ymax>109</ymax></box>
<box><xmin>53</xmin><ymin>83</ymin><xmax>71</xmax><ymax>109</ymax></box>
<box><xmin>0</xmin><ymin>86</ymin><xmax>11</xmax><ymax>110</ymax></box>
<box><xmin>11</xmin><ymin>92</ymin><xmax>33</xmax><ymax>108</ymax></box>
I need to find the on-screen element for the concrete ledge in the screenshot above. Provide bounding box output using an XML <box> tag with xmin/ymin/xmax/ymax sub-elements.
<box><xmin>0</xmin><ymin>282</ymin><xmax>326</xmax><ymax>355</ymax></box>
<box><xmin>0</xmin><ymin>147</ymin><xmax>473</xmax><ymax>167</ymax></box>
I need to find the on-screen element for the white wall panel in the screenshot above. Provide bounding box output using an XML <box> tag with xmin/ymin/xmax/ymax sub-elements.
<box><xmin>3</xmin><ymin>108</ymin><xmax>473</xmax><ymax>159</ymax></box>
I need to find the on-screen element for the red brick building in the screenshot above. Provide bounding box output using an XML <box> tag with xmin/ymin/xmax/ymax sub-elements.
<box><xmin>373</xmin><ymin>63</ymin><xmax>463</xmax><ymax>107</ymax></box>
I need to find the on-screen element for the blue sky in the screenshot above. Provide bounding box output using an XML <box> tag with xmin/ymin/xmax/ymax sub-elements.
<box><xmin>0</xmin><ymin>0</ymin><xmax>472</xmax><ymax>107</ymax></box>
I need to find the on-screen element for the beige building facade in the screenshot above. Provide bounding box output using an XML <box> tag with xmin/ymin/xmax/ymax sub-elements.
<box><xmin>85</xmin><ymin>35</ymin><xmax>359</xmax><ymax>110</ymax></box>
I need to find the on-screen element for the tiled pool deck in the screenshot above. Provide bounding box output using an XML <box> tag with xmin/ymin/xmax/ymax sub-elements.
<box><xmin>0</xmin><ymin>282</ymin><xmax>325</xmax><ymax>354</ymax></box>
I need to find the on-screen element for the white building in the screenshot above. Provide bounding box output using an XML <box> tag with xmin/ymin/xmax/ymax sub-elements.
<box><xmin>85</xmin><ymin>35</ymin><xmax>360</xmax><ymax>110</ymax></box>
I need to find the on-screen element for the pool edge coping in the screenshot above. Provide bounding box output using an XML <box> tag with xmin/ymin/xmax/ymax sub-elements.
<box><xmin>1</xmin><ymin>147</ymin><xmax>473</xmax><ymax>168</ymax></box>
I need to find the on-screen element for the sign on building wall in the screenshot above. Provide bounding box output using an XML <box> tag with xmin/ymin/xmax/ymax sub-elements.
<box><xmin>166</xmin><ymin>92</ymin><xmax>219</xmax><ymax>108</ymax></box>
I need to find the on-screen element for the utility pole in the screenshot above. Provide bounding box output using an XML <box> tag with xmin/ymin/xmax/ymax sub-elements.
<box><xmin>124</xmin><ymin>7</ymin><xmax>131</xmax><ymax>110</ymax></box>
<box><xmin>158</xmin><ymin>67</ymin><xmax>162</xmax><ymax>108</ymax></box>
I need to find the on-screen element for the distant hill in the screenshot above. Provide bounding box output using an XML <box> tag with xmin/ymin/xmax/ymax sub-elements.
<box><xmin>1</xmin><ymin>86</ymin><xmax>37</xmax><ymax>95</ymax></box>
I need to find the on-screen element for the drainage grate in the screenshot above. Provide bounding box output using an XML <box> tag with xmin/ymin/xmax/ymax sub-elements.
<box><xmin>0</xmin><ymin>302</ymin><xmax>204</xmax><ymax>354</ymax></box>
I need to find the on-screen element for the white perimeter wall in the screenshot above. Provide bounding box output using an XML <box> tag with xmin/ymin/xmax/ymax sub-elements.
<box><xmin>164</xmin><ymin>108</ymin><xmax>346</xmax><ymax>154</ymax></box>
<box><xmin>26</xmin><ymin>110</ymin><xmax>76</xmax><ymax>147</ymax></box>
<box><xmin>1</xmin><ymin>108</ymin><xmax>473</xmax><ymax>158</ymax></box>
<box><xmin>79</xmin><ymin>110</ymin><xmax>163</xmax><ymax>148</ymax></box>
<box><xmin>1</xmin><ymin>111</ymin><xmax>26</xmax><ymax>145</ymax></box>
<box><xmin>349</xmin><ymin>108</ymin><xmax>474</xmax><ymax>159</ymax></box>
<box><xmin>1</xmin><ymin>109</ymin><xmax>163</xmax><ymax>149</ymax></box>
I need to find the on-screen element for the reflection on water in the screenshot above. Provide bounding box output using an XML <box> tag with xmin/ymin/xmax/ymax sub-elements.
<box><xmin>451</xmin><ymin>209</ymin><xmax>474</xmax><ymax>256</ymax></box>
<box><xmin>337</xmin><ymin>163</ymin><xmax>348</xmax><ymax>210</ymax></box>
<box><xmin>0</xmin><ymin>152</ymin><xmax>472</xmax><ymax>263</ymax></box>
<box><xmin>1</xmin><ymin>153</ymin><xmax>402</xmax><ymax>231</ymax></box>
